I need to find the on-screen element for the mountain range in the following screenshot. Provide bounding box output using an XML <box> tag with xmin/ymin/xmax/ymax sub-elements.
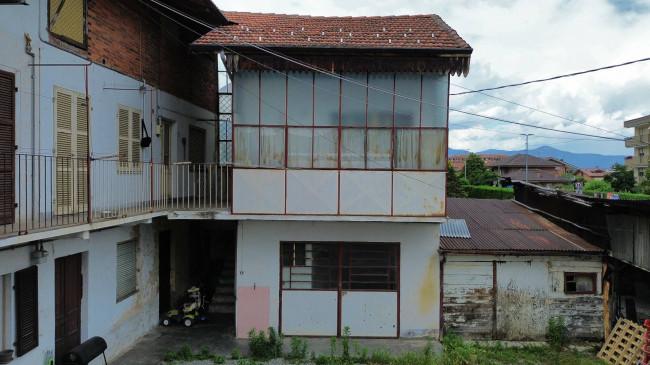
<box><xmin>449</xmin><ymin>146</ymin><xmax>626</xmax><ymax>169</ymax></box>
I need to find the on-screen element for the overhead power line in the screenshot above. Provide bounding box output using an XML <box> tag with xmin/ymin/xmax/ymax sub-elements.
<box><xmin>451</xmin><ymin>57</ymin><xmax>650</xmax><ymax>95</ymax></box>
<box><xmin>142</xmin><ymin>0</ymin><xmax>628</xmax><ymax>144</ymax></box>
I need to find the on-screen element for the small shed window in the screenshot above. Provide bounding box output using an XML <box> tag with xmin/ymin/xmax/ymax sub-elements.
<box><xmin>116</xmin><ymin>239</ymin><xmax>138</xmax><ymax>301</ymax></box>
<box><xmin>564</xmin><ymin>272</ymin><xmax>596</xmax><ymax>294</ymax></box>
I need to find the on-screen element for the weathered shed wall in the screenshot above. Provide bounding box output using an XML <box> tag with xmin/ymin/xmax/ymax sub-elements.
<box><xmin>443</xmin><ymin>254</ymin><xmax>603</xmax><ymax>341</ymax></box>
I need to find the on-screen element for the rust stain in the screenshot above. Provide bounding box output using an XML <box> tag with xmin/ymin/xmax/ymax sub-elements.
<box><xmin>418</xmin><ymin>255</ymin><xmax>438</xmax><ymax>314</ymax></box>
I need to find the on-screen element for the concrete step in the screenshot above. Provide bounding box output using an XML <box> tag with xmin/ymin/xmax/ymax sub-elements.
<box><xmin>209</xmin><ymin>303</ymin><xmax>235</xmax><ymax>314</ymax></box>
<box><xmin>220</xmin><ymin>268</ymin><xmax>235</xmax><ymax>277</ymax></box>
<box><xmin>212</xmin><ymin>295</ymin><xmax>235</xmax><ymax>304</ymax></box>
<box><xmin>214</xmin><ymin>286</ymin><xmax>234</xmax><ymax>295</ymax></box>
<box><xmin>218</xmin><ymin>277</ymin><xmax>234</xmax><ymax>285</ymax></box>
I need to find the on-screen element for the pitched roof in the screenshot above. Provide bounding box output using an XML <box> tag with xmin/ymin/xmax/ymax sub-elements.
<box><xmin>192</xmin><ymin>11</ymin><xmax>472</xmax><ymax>75</ymax></box>
<box><xmin>487</xmin><ymin>153</ymin><xmax>560</xmax><ymax>168</ymax></box>
<box><xmin>577</xmin><ymin>168</ymin><xmax>609</xmax><ymax>178</ymax></box>
<box><xmin>440</xmin><ymin>198</ymin><xmax>602</xmax><ymax>254</ymax></box>
<box><xmin>502</xmin><ymin>169</ymin><xmax>572</xmax><ymax>183</ymax></box>
<box><xmin>195</xmin><ymin>12</ymin><xmax>471</xmax><ymax>50</ymax></box>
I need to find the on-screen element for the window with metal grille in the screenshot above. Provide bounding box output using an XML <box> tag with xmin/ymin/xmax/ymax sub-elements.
<box><xmin>117</xmin><ymin>105</ymin><xmax>141</xmax><ymax>173</ymax></box>
<box><xmin>116</xmin><ymin>239</ymin><xmax>138</xmax><ymax>301</ymax></box>
<box><xmin>15</xmin><ymin>266</ymin><xmax>38</xmax><ymax>356</ymax></box>
<box><xmin>48</xmin><ymin>0</ymin><xmax>87</xmax><ymax>48</ymax></box>
<box><xmin>564</xmin><ymin>272</ymin><xmax>596</xmax><ymax>294</ymax></box>
<box><xmin>0</xmin><ymin>70</ymin><xmax>14</xmax><ymax>225</ymax></box>
<box><xmin>281</xmin><ymin>242</ymin><xmax>398</xmax><ymax>291</ymax></box>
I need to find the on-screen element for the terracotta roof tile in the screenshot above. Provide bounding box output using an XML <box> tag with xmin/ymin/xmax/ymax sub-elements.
<box><xmin>487</xmin><ymin>153</ymin><xmax>561</xmax><ymax>167</ymax></box>
<box><xmin>194</xmin><ymin>11</ymin><xmax>471</xmax><ymax>51</ymax></box>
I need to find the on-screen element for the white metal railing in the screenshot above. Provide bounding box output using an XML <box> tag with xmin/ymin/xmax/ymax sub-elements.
<box><xmin>0</xmin><ymin>153</ymin><xmax>232</xmax><ymax>238</ymax></box>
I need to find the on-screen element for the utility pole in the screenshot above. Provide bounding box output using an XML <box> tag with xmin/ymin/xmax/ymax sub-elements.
<box><xmin>521</xmin><ymin>134</ymin><xmax>533</xmax><ymax>182</ymax></box>
<box><xmin>464</xmin><ymin>149</ymin><xmax>469</xmax><ymax>180</ymax></box>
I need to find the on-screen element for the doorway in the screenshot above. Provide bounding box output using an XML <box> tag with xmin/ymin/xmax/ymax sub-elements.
<box><xmin>55</xmin><ymin>253</ymin><xmax>82</xmax><ymax>364</ymax></box>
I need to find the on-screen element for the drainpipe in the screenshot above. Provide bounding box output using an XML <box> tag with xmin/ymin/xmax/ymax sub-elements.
<box><xmin>25</xmin><ymin>34</ymin><xmax>38</xmax><ymax>222</ymax></box>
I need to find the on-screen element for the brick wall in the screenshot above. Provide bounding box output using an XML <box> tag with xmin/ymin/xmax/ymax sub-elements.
<box><xmin>86</xmin><ymin>0</ymin><xmax>217</xmax><ymax>112</ymax></box>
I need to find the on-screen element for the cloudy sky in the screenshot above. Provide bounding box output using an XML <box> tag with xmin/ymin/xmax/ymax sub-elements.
<box><xmin>212</xmin><ymin>0</ymin><xmax>650</xmax><ymax>156</ymax></box>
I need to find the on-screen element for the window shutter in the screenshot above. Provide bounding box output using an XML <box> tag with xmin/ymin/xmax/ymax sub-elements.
<box><xmin>117</xmin><ymin>107</ymin><xmax>129</xmax><ymax>166</ymax></box>
<box><xmin>0</xmin><ymin>70</ymin><xmax>15</xmax><ymax>225</ymax></box>
<box><xmin>55</xmin><ymin>89</ymin><xmax>73</xmax><ymax>211</ymax></box>
<box><xmin>75</xmin><ymin>95</ymin><xmax>88</xmax><ymax>206</ymax></box>
<box><xmin>116</xmin><ymin>239</ymin><xmax>137</xmax><ymax>301</ymax></box>
<box><xmin>131</xmin><ymin>111</ymin><xmax>141</xmax><ymax>164</ymax></box>
<box><xmin>15</xmin><ymin>265</ymin><xmax>39</xmax><ymax>356</ymax></box>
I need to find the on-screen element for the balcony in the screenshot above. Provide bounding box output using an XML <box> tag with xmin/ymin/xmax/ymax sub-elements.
<box><xmin>625</xmin><ymin>134</ymin><xmax>650</xmax><ymax>148</ymax></box>
<box><xmin>0</xmin><ymin>154</ymin><xmax>231</xmax><ymax>241</ymax></box>
<box><xmin>624</xmin><ymin>155</ymin><xmax>649</xmax><ymax>167</ymax></box>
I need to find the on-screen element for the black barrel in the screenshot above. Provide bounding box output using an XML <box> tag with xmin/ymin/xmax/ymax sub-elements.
<box><xmin>62</xmin><ymin>336</ymin><xmax>107</xmax><ymax>365</ymax></box>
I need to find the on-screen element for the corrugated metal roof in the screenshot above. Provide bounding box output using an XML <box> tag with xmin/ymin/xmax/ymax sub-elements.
<box><xmin>440</xmin><ymin>198</ymin><xmax>602</xmax><ymax>253</ymax></box>
<box><xmin>441</xmin><ymin>219</ymin><xmax>471</xmax><ymax>238</ymax></box>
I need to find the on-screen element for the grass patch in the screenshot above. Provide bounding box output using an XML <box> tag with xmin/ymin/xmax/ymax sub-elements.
<box><xmin>162</xmin><ymin>344</ymin><xmax>225</xmax><ymax>364</ymax></box>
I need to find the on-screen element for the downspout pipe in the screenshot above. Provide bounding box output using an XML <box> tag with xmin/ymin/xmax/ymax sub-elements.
<box><xmin>25</xmin><ymin>35</ymin><xmax>37</xmax><ymax>222</ymax></box>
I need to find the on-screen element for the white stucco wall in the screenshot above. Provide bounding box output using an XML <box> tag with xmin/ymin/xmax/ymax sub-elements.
<box><xmin>235</xmin><ymin>220</ymin><xmax>441</xmax><ymax>338</ymax></box>
<box><xmin>0</xmin><ymin>223</ymin><xmax>159</xmax><ymax>365</ymax></box>
<box><xmin>443</xmin><ymin>254</ymin><xmax>603</xmax><ymax>340</ymax></box>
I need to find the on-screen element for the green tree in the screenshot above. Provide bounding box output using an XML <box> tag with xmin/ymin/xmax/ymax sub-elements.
<box><xmin>462</xmin><ymin>153</ymin><xmax>498</xmax><ymax>186</ymax></box>
<box><xmin>604</xmin><ymin>163</ymin><xmax>635</xmax><ymax>192</ymax></box>
<box><xmin>637</xmin><ymin>175</ymin><xmax>650</xmax><ymax>195</ymax></box>
<box><xmin>447</xmin><ymin>161</ymin><xmax>467</xmax><ymax>198</ymax></box>
<box><xmin>584</xmin><ymin>179</ymin><xmax>612</xmax><ymax>193</ymax></box>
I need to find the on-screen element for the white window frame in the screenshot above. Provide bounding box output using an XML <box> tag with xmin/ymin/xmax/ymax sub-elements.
<box><xmin>117</xmin><ymin>104</ymin><xmax>142</xmax><ymax>173</ymax></box>
<box><xmin>116</xmin><ymin>238</ymin><xmax>138</xmax><ymax>302</ymax></box>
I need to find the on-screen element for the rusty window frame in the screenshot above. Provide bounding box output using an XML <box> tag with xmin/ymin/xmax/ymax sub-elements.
<box><xmin>563</xmin><ymin>272</ymin><xmax>597</xmax><ymax>295</ymax></box>
<box><xmin>233</xmin><ymin>70</ymin><xmax>447</xmax><ymax>172</ymax></box>
<box><xmin>281</xmin><ymin>242</ymin><xmax>399</xmax><ymax>291</ymax></box>
<box><xmin>47</xmin><ymin>0</ymin><xmax>88</xmax><ymax>49</ymax></box>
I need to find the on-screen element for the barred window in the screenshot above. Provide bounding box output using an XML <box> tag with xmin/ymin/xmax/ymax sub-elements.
<box><xmin>116</xmin><ymin>239</ymin><xmax>138</xmax><ymax>301</ymax></box>
<box><xmin>281</xmin><ymin>242</ymin><xmax>398</xmax><ymax>291</ymax></box>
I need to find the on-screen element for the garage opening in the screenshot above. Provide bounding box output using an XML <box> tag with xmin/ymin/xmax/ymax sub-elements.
<box><xmin>280</xmin><ymin>242</ymin><xmax>399</xmax><ymax>337</ymax></box>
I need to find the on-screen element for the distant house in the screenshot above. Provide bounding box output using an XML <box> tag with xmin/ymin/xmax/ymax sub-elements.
<box><xmin>440</xmin><ymin>198</ymin><xmax>603</xmax><ymax>341</ymax></box>
<box><xmin>449</xmin><ymin>154</ymin><xmax>508</xmax><ymax>172</ymax></box>
<box><xmin>488</xmin><ymin>153</ymin><xmax>563</xmax><ymax>176</ymax></box>
<box><xmin>575</xmin><ymin>167</ymin><xmax>609</xmax><ymax>181</ymax></box>
<box><xmin>547</xmin><ymin>157</ymin><xmax>578</xmax><ymax>175</ymax></box>
<box><xmin>623</xmin><ymin>115</ymin><xmax>649</xmax><ymax>181</ymax></box>
<box><xmin>501</xmin><ymin>169</ymin><xmax>572</xmax><ymax>189</ymax></box>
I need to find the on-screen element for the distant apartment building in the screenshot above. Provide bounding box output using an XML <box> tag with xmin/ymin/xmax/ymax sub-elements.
<box><xmin>448</xmin><ymin>154</ymin><xmax>508</xmax><ymax>172</ymax></box>
<box><xmin>624</xmin><ymin>115</ymin><xmax>650</xmax><ymax>181</ymax></box>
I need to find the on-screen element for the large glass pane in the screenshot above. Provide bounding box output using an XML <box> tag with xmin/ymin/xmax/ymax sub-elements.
<box><xmin>341</xmin><ymin>73</ymin><xmax>367</xmax><ymax>127</ymax></box>
<box><xmin>394</xmin><ymin>129</ymin><xmax>419</xmax><ymax>169</ymax></box>
<box><xmin>341</xmin><ymin>129</ymin><xmax>365</xmax><ymax>169</ymax></box>
<box><xmin>421</xmin><ymin>129</ymin><xmax>446</xmax><ymax>170</ymax></box>
<box><xmin>234</xmin><ymin>126</ymin><xmax>259</xmax><ymax>166</ymax></box>
<box><xmin>288</xmin><ymin>128</ymin><xmax>312</xmax><ymax>168</ymax></box>
<box><xmin>367</xmin><ymin>74</ymin><xmax>394</xmax><ymax>127</ymax></box>
<box><xmin>287</xmin><ymin>72</ymin><xmax>313</xmax><ymax>126</ymax></box>
<box><xmin>260</xmin><ymin>72</ymin><xmax>286</xmax><ymax>125</ymax></box>
<box><xmin>314</xmin><ymin>73</ymin><xmax>340</xmax><ymax>126</ymax></box>
<box><xmin>313</xmin><ymin>128</ymin><xmax>338</xmax><ymax>168</ymax></box>
<box><xmin>395</xmin><ymin>74</ymin><xmax>421</xmax><ymax>127</ymax></box>
<box><xmin>367</xmin><ymin>129</ymin><xmax>391</xmax><ymax>169</ymax></box>
<box><xmin>233</xmin><ymin>71</ymin><xmax>259</xmax><ymax>125</ymax></box>
<box><xmin>260</xmin><ymin>127</ymin><xmax>285</xmax><ymax>168</ymax></box>
<box><xmin>421</xmin><ymin>74</ymin><xmax>448</xmax><ymax>127</ymax></box>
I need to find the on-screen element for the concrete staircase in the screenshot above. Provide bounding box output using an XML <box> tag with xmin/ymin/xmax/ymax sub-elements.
<box><xmin>210</xmin><ymin>254</ymin><xmax>236</xmax><ymax>314</ymax></box>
